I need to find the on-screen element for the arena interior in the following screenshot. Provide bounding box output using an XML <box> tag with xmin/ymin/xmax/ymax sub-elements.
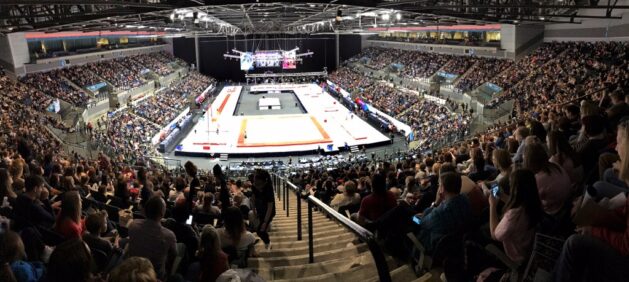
<box><xmin>1</xmin><ymin>1</ymin><xmax>629</xmax><ymax>281</ymax></box>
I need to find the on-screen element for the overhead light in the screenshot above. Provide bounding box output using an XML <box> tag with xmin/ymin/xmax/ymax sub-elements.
<box><xmin>396</xmin><ymin>13</ymin><xmax>402</xmax><ymax>20</ymax></box>
<box><xmin>309</xmin><ymin>4</ymin><xmax>316</xmax><ymax>7</ymax></box>
<box><xmin>169</xmin><ymin>13</ymin><xmax>175</xmax><ymax>21</ymax></box>
<box><xmin>539</xmin><ymin>16</ymin><xmax>545</xmax><ymax>20</ymax></box>
<box><xmin>382</xmin><ymin>13</ymin><xmax>390</xmax><ymax>21</ymax></box>
<box><xmin>513</xmin><ymin>20</ymin><xmax>519</xmax><ymax>23</ymax></box>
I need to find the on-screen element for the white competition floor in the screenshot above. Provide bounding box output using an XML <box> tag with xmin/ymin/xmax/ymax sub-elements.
<box><xmin>175</xmin><ymin>83</ymin><xmax>390</xmax><ymax>156</ymax></box>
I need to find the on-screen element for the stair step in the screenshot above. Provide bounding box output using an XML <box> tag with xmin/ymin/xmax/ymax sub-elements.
<box><xmin>258</xmin><ymin>232</ymin><xmax>356</xmax><ymax>249</ymax></box>
<box><xmin>269</xmin><ymin>252</ymin><xmax>398</xmax><ymax>280</ymax></box>
<box><xmin>257</xmin><ymin>239</ymin><xmax>360</xmax><ymax>258</ymax></box>
<box><xmin>268</xmin><ymin>222</ymin><xmax>342</xmax><ymax>236</ymax></box>
<box><xmin>270</xmin><ymin>221</ymin><xmax>340</xmax><ymax>231</ymax></box>
<box><xmin>249</xmin><ymin>243</ymin><xmax>368</xmax><ymax>268</ymax></box>
<box><xmin>366</xmin><ymin>265</ymin><xmax>418</xmax><ymax>282</ymax></box>
<box><xmin>269</xmin><ymin>227</ymin><xmax>348</xmax><ymax>241</ymax></box>
<box><xmin>274</xmin><ymin>262</ymin><xmax>379</xmax><ymax>282</ymax></box>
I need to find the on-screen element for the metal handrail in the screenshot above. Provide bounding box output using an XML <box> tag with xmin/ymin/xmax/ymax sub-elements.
<box><xmin>306</xmin><ymin>195</ymin><xmax>392</xmax><ymax>282</ymax></box>
<box><xmin>272</xmin><ymin>173</ymin><xmax>391</xmax><ymax>282</ymax></box>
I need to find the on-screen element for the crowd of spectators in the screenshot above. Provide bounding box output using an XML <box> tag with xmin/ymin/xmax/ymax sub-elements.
<box><xmin>56</xmin><ymin>65</ymin><xmax>104</xmax><ymax>89</ymax></box>
<box><xmin>157</xmin><ymin>71</ymin><xmax>216</xmax><ymax>112</ymax></box>
<box><xmin>441</xmin><ymin>56</ymin><xmax>476</xmax><ymax>75</ymax></box>
<box><xmin>360</xmin><ymin>83</ymin><xmax>420</xmax><ymax>117</ymax></box>
<box><xmin>3</xmin><ymin>41</ymin><xmax>629</xmax><ymax>282</ymax></box>
<box><xmin>20</xmin><ymin>72</ymin><xmax>90</xmax><ymax>107</ymax></box>
<box><xmin>488</xmin><ymin>41</ymin><xmax>629</xmax><ymax>114</ymax></box>
<box><xmin>0</xmin><ymin>103</ymin><xmax>275</xmax><ymax>281</ymax></box>
<box><xmin>88</xmin><ymin>60</ymin><xmax>144</xmax><ymax>91</ymax></box>
<box><xmin>115</xmin><ymin>56</ymin><xmax>149</xmax><ymax>75</ymax></box>
<box><xmin>133</xmin><ymin>53</ymin><xmax>175</xmax><ymax>76</ymax></box>
<box><xmin>399</xmin><ymin>99</ymin><xmax>471</xmax><ymax>149</ymax></box>
<box><xmin>131</xmin><ymin>98</ymin><xmax>179</xmax><ymax>127</ymax></box>
<box><xmin>455</xmin><ymin>58</ymin><xmax>513</xmax><ymax>93</ymax></box>
<box><xmin>328</xmin><ymin>67</ymin><xmax>374</xmax><ymax>93</ymax></box>
<box><xmin>92</xmin><ymin>111</ymin><xmax>161</xmax><ymax>163</ymax></box>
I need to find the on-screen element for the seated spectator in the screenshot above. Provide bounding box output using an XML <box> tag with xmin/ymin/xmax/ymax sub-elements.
<box><xmin>197</xmin><ymin>225</ymin><xmax>229</xmax><ymax>282</ymax></box>
<box><xmin>330</xmin><ymin>180</ymin><xmax>361</xmax><ymax>211</ymax></box>
<box><xmin>193</xmin><ymin>192</ymin><xmax>221</xmax><ymax>216</ymax></box>
<box><xmin>594</xmin><ymin>120</ymin><xmax>629</xmax><ymax>198</ymax></box>
<box><xmin>217</xmin><ymin>207</ymin><xmax>257</xmax><ymax>260</ymax></box>
<box><xmin>573</xmin><ymin>115</ymin><xmax>610</xmax><ymax>184</ymax></box>
<box><xmin>356</xmin><ymin>173</ymin><xmax>397</xmax><ymax>226</ymax></box>
<box><xmin>555</xmin><ymin>186</ymin><xmax>629</xmax><ymax>282</ymax></box>
<box><xmin>54</xmin><ymin>190</ymin><xmax>84</xmax><ymax>240</ymax></box>
<box><xmin>0</xmin><ymin>168</ymin><xmax>17</xmax><ymax>203</ymax></box>
<box><xmin>126</xmin><ymin>196</ymin><xmax>177</xmax><ymax>279</ymax></box>
<box><xmin>83</xmin><ymin>211</ymin><xmax>116</xmax><ymax>258</ymax></box>
<box><xmin>46</xmin><ymin>239</ymin><xmax>93</xmax><ymax>282</ymax></box>
<box><xmin>0</xmin><ymin>230</ymin><xmax>45</xmax><ymax>282</ymax></box>
<box><xmin>548</xmin><ymin>130</ymin><xmax>583</xmax><ymax>187</ymax></box>
<box><xmin>488</xmin><ymin>169</ymin><xmax>543</xmax><ymax>264</ymax></box>
<box><xmin>492</xmin><ymin>149</ymin><xmax>512</xmax><ymax>183</ymax></box>
<box><xmin>163</xmin><ymin>204</ymin><xmax>198</xmax><ymax>261</ymax></box>
<box><xmin>524</xmin><ymin>143</ymin><xmax>572</xmax><ymax>215</ymax></box>
<box><xmin>13</xmin><ymin>175</ymin><xmax>54</xmax><ymax>230</ymax></box>
<box><xmin>108</xmin><ymin>257</ymin><xmax>157</xmax><ymax>282</ymax></box>
<box><xmin>415</xmin><ymin>171</ymin><xmax>471</xmax><ymax>253</ymax></box>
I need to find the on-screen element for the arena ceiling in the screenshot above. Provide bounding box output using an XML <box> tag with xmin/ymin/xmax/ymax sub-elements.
<box><xmin>1</xmin><ymin>0</ymin><xmax>627</xmax><ymax>35</ymax></box>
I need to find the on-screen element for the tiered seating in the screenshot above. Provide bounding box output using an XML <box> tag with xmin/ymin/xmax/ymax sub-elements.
<box><xmin>360</xmin><ymin>83</ymin><xmax>420</xmax><ymax>117</ymax></box>
<box><xmin>455</xmin><ymin>58</ymin><xmax>513</xmax><ymax>92</ymax></box>
<box><xmin>441</xmin><ymin>56</ymin><xmax>476</xmax><ymax>75</ymax></box>
<box><xmin>400</xmin><ymin>51</ymin><xmax>451</xmax><ymax>79</ymax></box>
<box><xmin>133</xmin><ymin>53</ymin><xmax>174</xmax><ymax>76</ymax></box>
<box><xmin>92</xmin><ymin>111</ymin><xmax>161</xmax><ymax>163</ymax></box>
<box><xmin>20</xmin><ymin>71</ymin><xmax>90</xmax><ymax>107</ymax></box>
<box><xmin>398</xmin><ymin>99</ymin><xmax>471</xmax><ymax>150</ymax></box>
<box><xmin>56</xmin><ymin>64</ymin><xmax>105</xmax><ymax>88</ymax></box>
<box><xmin>489</xmin><ymin>42</ymin><xmax>567</xmax><ymax>95</ymax></box>
<box><xmin>88</xmin><ymin>60</ymin><xmax>144</xmax><ymax>90</ymax></box>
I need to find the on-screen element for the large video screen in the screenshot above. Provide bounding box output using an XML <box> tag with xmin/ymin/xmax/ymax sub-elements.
<box><xmin>240</xmin><ymin>52</ymin><xmax>254</xmax><ymax>71</ymax></box>
<box><xmin>282</xmin><ymin>50</ymin><xmax>296</xmax><ymax>69</ymax></box>
<box><xmin>254</xmin><ymin>51</ymin><xmax>282</xmax><ymax>68</ymax></box>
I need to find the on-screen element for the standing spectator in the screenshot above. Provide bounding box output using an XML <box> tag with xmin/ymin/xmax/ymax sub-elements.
<box><xmin>251</xmin><ymin>169</ymin><xmax>275</xmax><ymax>249</ymax></box>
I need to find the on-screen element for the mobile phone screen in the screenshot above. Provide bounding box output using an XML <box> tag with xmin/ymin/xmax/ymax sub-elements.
<box><xmin>412</xmin><ymin>215</ymin><xmax>422</xmax><ymax>225</ymax></box>
<box><xmin>491</xmin><ymin>183</ymin><xmax>500</xmax><ymax>198</ymax></box>
<box><xmin>186</xmin><ymin>215</ymin><xmax>193</xmax><ymax>225</ymax></box>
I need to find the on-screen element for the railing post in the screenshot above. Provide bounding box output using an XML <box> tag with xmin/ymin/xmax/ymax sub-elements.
<box><xmin>297</xmin><ymin>185</ymin><xmax>302</xmax><ymax>241</ymax></box>
<box><xmin>307</xmin><ymin>199</ymin><xmax>314</xmax><ymax>263</ymax></box>
<box><xmin>275</xmin><ymin>175</ymin><xmax>280</xmax><ymax>201</ymax></box>
<box><xmin>285</xmin><ymin>181</ymin><xmax>290</xmax><ymax>218</ymax></box>
<box><xmin>282</xmin><ymin>178</ymin><xmax>286</xmax><ymax>211</ymax></box>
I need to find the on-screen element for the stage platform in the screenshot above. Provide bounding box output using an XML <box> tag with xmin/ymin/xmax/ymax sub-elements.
<box><xmin>174</xmin><ymin>83</ymin><xmax>391</xmax><ymax>157</ymax></box>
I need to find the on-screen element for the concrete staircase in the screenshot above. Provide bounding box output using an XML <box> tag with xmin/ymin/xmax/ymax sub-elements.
<box><xmin>250</xmin><ymin>193</ymin><xmax>419</xmax><ymax>281</ymax></box>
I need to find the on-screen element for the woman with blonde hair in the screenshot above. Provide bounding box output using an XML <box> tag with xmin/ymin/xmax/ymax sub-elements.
<box><xmin>108</xmin><ymin>257</ymin><xmax>157</xmax><ymax>282</ymax></box>
<box><xmin>593</xmin><ymin>120</ymin><xmax>629</xmax><ymax>198</ymax></box>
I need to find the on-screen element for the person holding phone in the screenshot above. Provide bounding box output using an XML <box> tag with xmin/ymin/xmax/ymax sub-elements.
<box><xmin>488</xmin><ymin>169</ymin><xmax>543</xmax><ymax>264</ymax></box>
